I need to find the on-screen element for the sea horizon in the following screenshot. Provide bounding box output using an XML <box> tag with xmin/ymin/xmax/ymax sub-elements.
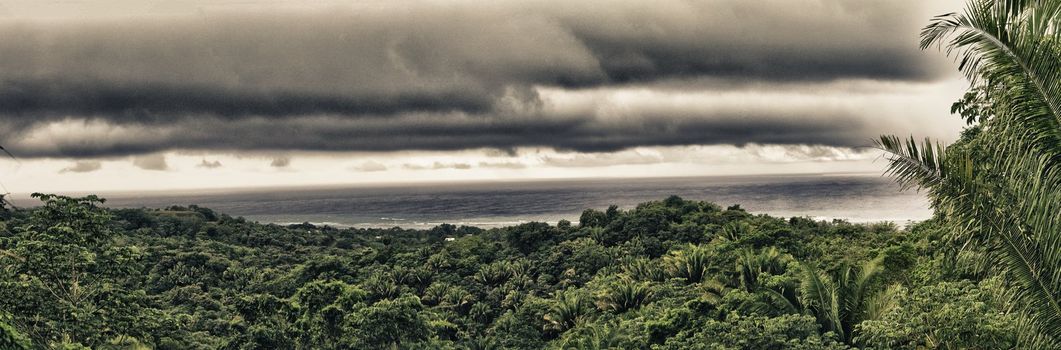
<box><xmin>10</xmin><ymin>172</ymin><xmax>930</xmax><ymax>229</ymax></box>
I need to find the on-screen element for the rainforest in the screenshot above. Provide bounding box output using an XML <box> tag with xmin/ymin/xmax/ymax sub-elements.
<box><xmin>0</xmin><ymin>194</ymin><xmax>1018</xmax><ymax>349</ymax></box>
<box><xmin>3</xmin><ymin>0</ymin><xmax>1061</xmax><ymax>349</ymax></box>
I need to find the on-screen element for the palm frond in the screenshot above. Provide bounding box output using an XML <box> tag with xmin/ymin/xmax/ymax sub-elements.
<box><xmin>880</xmin><ymin>0</ymin><xmax>1061</xmax><ymax>346</ymax></box>
<box><xmin>862</xmin><ymin>284</ymin><xmax>903</xmax><ymax>322</ymax></box>
<box><xmin>874</xmin><ymin>135</ymin><xmax>947</xmax><ymax>191</ymax></box>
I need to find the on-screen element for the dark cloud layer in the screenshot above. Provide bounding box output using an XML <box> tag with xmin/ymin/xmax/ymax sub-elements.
<box><xmin>4</xmin><ymin>109</ymin><xmax>869</xmax><ymax>158</ymax></box>
<box><xmin>0</xmin><ymin>0</ymin><xmax>948</xmax><ymax>158</ymax></box>
<box><xmin>0</xmin><ymin>80</ymin><xmax>491</xmax><ymax>121</ymax></box>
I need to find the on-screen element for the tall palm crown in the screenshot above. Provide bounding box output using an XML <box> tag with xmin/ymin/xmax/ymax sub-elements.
<box><xmin>878</xmin><ymin>0</ymin><xmax>1061</xmax><ymax>347</ymax></box>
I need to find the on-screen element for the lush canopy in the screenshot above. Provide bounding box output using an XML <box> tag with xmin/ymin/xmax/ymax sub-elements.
<box><xmin>4</xmin><ymin>0</ymin><xmax>1060</xmax><ymax>348</ymax></box>
<box><xmin>0</xmin><ymin>194</ymin><xmax>1018</xmax><ymax>349</ymax></box>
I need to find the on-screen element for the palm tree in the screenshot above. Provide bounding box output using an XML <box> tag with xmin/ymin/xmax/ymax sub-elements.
<box><xmin>878</xmin><ymin>1</ymin><xmax>1061</xmax><ymax>347</ymax></box>
<box><xmin>475</xmin><ymin>261</ymin><xmax>514</xmax><ymax>287</ymax></box>
<box><xmin>664</xmin><ymin>244</ymin><xmax>712</xmax><ymax>284</ymax></box>
<box><xmin>555</xmin><ymin>321</ymin><xmax>626</xmax><ymax>350</ymax></box>
<box><xmin>798</xmin><ymin>258</ymin><xmax>898</xmax><ymax>345</ymax></box>
<box><xmin>441</xmin><ymin>287</ymin><xmax>476</xmax><ymax>314</ymax></box>
<box><xmin>420</xmin><ymin>282</ymin><xmax>451</xmax><ymax>306</ymax></box>
<box><xmin>622</xmin><ymin>258</ymin><xmax>666</xmax><ymax>282</ymax></box>
<box><xmin>596</xmin><ymin>278</ymin><xmax>652</xmax><ymax>313</ymax></box>
<box><xmin>734</xmin><ymin>248</ymin><xmax>801</xmax><ymax>314</ymax></box>
<box><xmin>736</xmin><ymin>247</ymin><xmax>790</xmax><ymax>292</ymax></box>
<box><xmin>544</xmin><ymin>290</ymin><xmax>592</xmax><ymax>333</ymax></box>
<box><xmin>362</xmin><ymin>273</ymin><xmax>401</xmax><ymax>301</ymax></box>
<box><xmin>718</xmin><ymin>221</ymin><xmax>753</xmax><ymax>242</ymax></box>
<box><xmin>699</xmin><ymin>279</ymin><xmax>730</xmax><ymax>306</ymax></box>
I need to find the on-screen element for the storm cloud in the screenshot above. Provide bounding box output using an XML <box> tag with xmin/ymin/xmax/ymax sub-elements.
<box><xmin>3</xmin><ymin>105</ymin><xmax>875</xmax><ymax>158</ymax></box>
<box><xmin>0</xmin><ymin>0</ymin><xmax>954</xmax><ymax>158</ymax></box>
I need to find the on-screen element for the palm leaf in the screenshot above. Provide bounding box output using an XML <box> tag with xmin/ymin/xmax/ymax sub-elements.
<box><xmin>878</xmin><ymin>0</ymin><xmax>1061</xmax><ymax>346</ymax></box>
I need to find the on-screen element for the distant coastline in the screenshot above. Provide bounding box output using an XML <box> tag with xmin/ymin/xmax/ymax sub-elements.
<box><xmin>12</xmin><ymin>174</ymin><xmax>929</xmax><ymax>229</ymax></box>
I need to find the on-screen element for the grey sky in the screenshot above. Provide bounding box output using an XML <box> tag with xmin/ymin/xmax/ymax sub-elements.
<box><xmin>0</xmin><ymin>0</ymin><xmax>969</xmax><ymax>191</ymax></box>
<box><xmin>0</xmin><ymin>0</ymin><xmax>961</xmax><ymax>157</ymax></box>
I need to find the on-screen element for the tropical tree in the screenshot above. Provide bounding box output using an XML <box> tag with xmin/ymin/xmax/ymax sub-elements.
<box><xmin>735</xmin><ymin>247</ymin><xmax>791</xmax><ymax>292</ymax></box>
<box><xmin>856</xmin><ymin>279</ymin><xmax>1017</xmax><ymax>348</ymax></box>
<box><xmin>656</xmin><ymin>314</ymin><xmax>849</xmax><ymax>350</ymax></box>
<box><xmin>732</xmin><ymin>248</ymin><xmax>801</xmax><ymax>314</ymax></box>
<box><xmin>0</xmin><ymin>194</ymin><xmax>145</xmax><ymax>348</ymax></box>
<box><xmin>553</xmin><ymin>321</ymin><xmax>628</xmax><ymax>350</ymax></box>
<box><xmin>596</xmin><ymin>278</ymin><xmax>652</xmax><ymax>313</ymax></box>
<box><xmin>798</xmin><ymin>258</ymin><xmax>899</xmax><ymax>345</ymax></box>
<box><xmin>663</xmin><ymin>244</ymin><xmax>712</xmax><ymax>284</ymax></box>
<box><xmin>342</xmin><ymin>295</ymin><xmax>431</xmax><ymax>348</ymax></box>
<box><xmin>290</xmin><ymin>280</ymin><xmax>366</xmax><ymax>349</ymax></box>
<box><xmin>0</xmin><ymin>319</ymin><xmax>29</xmax><ymax>350</ymax></box>
<box><xmin>718</xmin><ymin>221</ymin><xmax>753</xmax><ymax>242</ymax></box>
<box><xmin>877</xmin><ymin>0</ymin><xmax>1061</xmax><ymax>347</ymax></box>
<box><xmin>544</xmin><ymin>290</ymin><xmax>591</xmax><ymax>333</ymax></box>
<box><xmin>622</xmin><ymin>258</ymin><xmax>666</xmax><ymax>282</ymax></box>
<box><xmin>361</xmin><ymin>272</ymin><xmax>402</xmax><ymax>301</ymax></box>
<box><xmin>476</xmin><ymin>261</ymin><xmax>514</xmax><ymax>287</ymax></box>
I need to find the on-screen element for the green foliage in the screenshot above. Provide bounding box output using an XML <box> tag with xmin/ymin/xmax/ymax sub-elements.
<box><xmin>857</xmin><ymin>279</ymin><xmax>1017</xmax><ymax>349</ymax></box>
<box><xmin>505</xmin><ymin>222</ymin><xmax>559</xmax><ymax>254</ymax></box>
<box><xmin>544</xmin><ymin>290</ymin><xmax>591</xmax><ymax>333</ymax></box>
<box><xmin>0</xmin><ymin>194</ymin><xmax>1018</xmax><ymax>348</ymax></box>
<box><xmin>622</xmin><ymin>258</ymin><xmax>666</xmax><ymax>282</ymax></box>
<box><xmin>578</xmin><ymin>209</ymin><xmax>607</xmax><ymax>228</ymax></box>
<box><xmin>664</xmin><ymin>244</ymin><xmax>712</xmax><ymax>284</ymax></box>
<box><xmin>658</xmin><ymin>314</ymin><xmax>849</xmax><ymax>350</ymax></box>
<box><xmin>737</xmin><ymin>247</ymin><xmax>792</xmax><ymax>292</ymax></box>
<box><xmin>343</xmin><ymin>295</ymin><xmax>431</xmax><ymax>348</ymax></box>
<box><xmin>0</xmin><ymin>318</ymin><xmax>30</xmax><ymax>350</ymax></box>
<box><xmin>595</xmin><ymin>278</ymin><xmax>651</xmax><ymax>313</ymax></box>
<box><xmin>552</xmin><ymin>321</ymin><xmax>630</xmax><ymax>350</ymax></box>
<box><xmin>877</xmin><ymin>0</ymin><xmax>1061</xmax><ymax>347</ymax></box>
<box><xmin>489</xmin><ymin>310</ymin><xmax>545</xmax><ymax>349</ymax></box>
<box><xmin>475</xmin><ymin>261</ymin><xmax>514</xmax><ymax>287</ymax></box>
<box><xmin>291</xmin><ymin>280</ymin><xmax>365</xmax><ymax>348</ymax></box>
<box><xmin>0</xmin><ymin>194</ymin><xmax>144</xmax><ymax>348</ymax></box>
<box><xmin>798</xmin><ymin>258</ymin><xmax>895</xmax><ymax>345</ymax></box>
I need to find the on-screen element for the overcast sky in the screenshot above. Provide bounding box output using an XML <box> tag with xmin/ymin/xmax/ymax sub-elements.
<box><xmin>0</xmin><ymin>0</ymin><xmax>967</xmax><ymax>192</ymax></box>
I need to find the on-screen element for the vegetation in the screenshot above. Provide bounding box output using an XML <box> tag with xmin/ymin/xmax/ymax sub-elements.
<box><xmin>878</xmin><ymin>0</ymin><xmax>1061</xmax><ymax>347</ymax></box>
<box><xmin>0</xmin><ymin>194</ymin><xmax>1020</xmax><ymax>349</ymax></box>
<box><xmin>1</xmin><ymin>0</ymin><xmax>1058</xmax><ymax>348</ymax></box>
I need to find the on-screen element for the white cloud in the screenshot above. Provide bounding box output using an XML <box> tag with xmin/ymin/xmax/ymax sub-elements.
<box><xmin>350</xmin><ymin>161</ymin><xmax>387</xmax><ymax>172</ymax></box>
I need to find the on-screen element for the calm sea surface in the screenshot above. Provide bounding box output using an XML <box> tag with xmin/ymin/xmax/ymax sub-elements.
<box><xmin>23</xmin><ymin>174</ymin><xmax>931</xmax><ymax>228</ymax></box>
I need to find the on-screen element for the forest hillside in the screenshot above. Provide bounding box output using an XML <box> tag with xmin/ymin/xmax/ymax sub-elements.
<box><xmin>0</xmin><ymin>194</ymin><xmax>1015</xmax><ymax>349</ymax></box>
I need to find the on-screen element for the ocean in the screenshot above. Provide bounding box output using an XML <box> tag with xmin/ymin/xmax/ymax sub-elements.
<box><xmin>22</xmin><ymin>174</ymin><xmax>932</xmax><ymax>229</ymax></box>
